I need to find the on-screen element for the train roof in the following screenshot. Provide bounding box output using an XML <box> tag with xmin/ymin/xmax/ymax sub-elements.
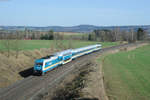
<box><xmin>73</xmin><ymin>44</ymin><xmax>101</xmax><ymax>52</ymax></box>
<box><xmin>54</xmin><ymin>49</ymin><xmax>72</xmax><ymax>56</ymax></box>
<box><xmin>35</xmin><ymin>44</ymin><xmax>102</xmax><ymax>63</ymax></box>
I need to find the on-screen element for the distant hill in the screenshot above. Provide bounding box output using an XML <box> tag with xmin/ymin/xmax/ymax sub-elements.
<box><xmin>0</xmin><ymin>25</ymin><xmax>150</xmax><ymax>33</ymax></box>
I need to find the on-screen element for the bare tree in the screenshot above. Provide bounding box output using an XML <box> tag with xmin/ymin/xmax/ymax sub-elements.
<box><xmin>12</xmin><ymin>31</ymin><xmax>23</xmax><ymax>58</ymax></box>
<box><xmin>53</xmin><ymin>33</ymin><xmax>65</xmax><ymax>50</ymax></box>
<box><xmin>113</xmin><ymin>27</ymin><xmax>121</xmax><ymax>41</ymax></box>
<box><xmin>54</xmin><ymin>32</ymin><xmax>59</xmax><ymax>49</ymax></box>
<box><xmin>127</xmin><ymin>29</ymin><xmax>137</xmax><ymax>43</ymax></box>
<box><xmin>68</xmin><ymin>35</ymin><xmax>73</xmax><ymax>49</ymax></box>
<box><xmin>1</xmin><ymin>34</ymin><xmax>12</xmax><ymax>57</ymax></box>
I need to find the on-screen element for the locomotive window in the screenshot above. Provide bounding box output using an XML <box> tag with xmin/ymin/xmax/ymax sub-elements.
<box><xmin>36</xmin><ymin>63</ymin><xmax>43</xmax><ymax>66</ymax></box>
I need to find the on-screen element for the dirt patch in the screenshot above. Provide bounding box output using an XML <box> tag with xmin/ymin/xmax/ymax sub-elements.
<box><xmin>82</xmin><ymin>60</ymin><xmax>109</xmax><ymax>100</ymax></box>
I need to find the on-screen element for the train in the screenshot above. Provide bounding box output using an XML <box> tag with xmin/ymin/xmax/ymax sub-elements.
<box><xmin>33</xmin><ymin>44</ymin><xmax>102</xmax><ymax>75</ymax></box>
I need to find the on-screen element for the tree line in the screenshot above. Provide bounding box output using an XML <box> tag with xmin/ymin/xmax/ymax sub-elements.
<box><xmin>0</xmin><ymin>28</ymin><xmax>149</xmax><ymax>42</ymax></box>
<box><xmin>88</xmin><ymin>28</ymin><xmax>149</xmax><ymax>43</ymax></box>
<box><xmin>0</xmin><ymin>29</ymin><xmax>54</xmax><ymax>40</ymax></box>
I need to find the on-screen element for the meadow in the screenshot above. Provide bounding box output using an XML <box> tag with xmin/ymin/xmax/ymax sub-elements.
<box><xmin>0</xmin><ymin>40</ymin><xmax>120</xmax><ymax>51</ymax></box>
<box><xmin>100</xmin><ymin>45</ymin><xmax>150</xmax><ymax>100</ymax></box>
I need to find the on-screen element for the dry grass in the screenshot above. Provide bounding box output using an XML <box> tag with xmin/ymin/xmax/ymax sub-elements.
<box><xmin>0</xmin><ymin>48</ymin><xmax>56</xmax><ymax>88</ymax></box>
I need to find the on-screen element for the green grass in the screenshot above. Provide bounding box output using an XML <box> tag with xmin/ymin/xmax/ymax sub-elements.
<box><xmin>0</xmin><ymin>40</ymin><xmax>119</xmax><ymax>51</ymax></box>
<box><xmin>99</xmin><ymin>45</ymin><xmax>150</xmax><ymax>100</ymax></box>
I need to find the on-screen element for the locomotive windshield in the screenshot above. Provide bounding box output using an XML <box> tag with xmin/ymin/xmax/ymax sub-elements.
<box><xmin>36</xmin><ymin>63</ymin><xmax>43</xmax><ymax>66</ymax></box>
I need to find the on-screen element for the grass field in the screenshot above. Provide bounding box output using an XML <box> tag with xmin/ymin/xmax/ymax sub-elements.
<box><xmin>100</xmin><ymin>45</ymin><xmax>150</xmax><ymax>100</ymax></box>
<box><xmin>0</xmin><ymin>40</ymin><xmax>120</xmax><ymax>51</ymax></box>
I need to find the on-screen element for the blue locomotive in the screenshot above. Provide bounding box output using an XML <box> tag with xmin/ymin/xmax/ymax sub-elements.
<box><xmin>33</xmin><ymin>44</ymin><xmax>102</xmax><ymax>75</ymax></box>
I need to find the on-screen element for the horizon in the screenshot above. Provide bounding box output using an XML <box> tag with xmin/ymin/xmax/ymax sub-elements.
<box><xmin>0</xmin><ymin>0</ymin><xmax>150</xmax><ymax>26</ymax></box>
<box><xmin>1</xmin><ymin>24</ymin><xmax>150</xmax><ymax>27</ymax></box>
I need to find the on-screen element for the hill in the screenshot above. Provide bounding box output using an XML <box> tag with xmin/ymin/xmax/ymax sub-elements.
<box><xmin>0</xmin><ymin>25</ymin><xmax>150</xmax><ymax>33</ymax></box>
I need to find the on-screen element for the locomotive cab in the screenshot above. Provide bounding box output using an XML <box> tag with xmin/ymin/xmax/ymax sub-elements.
<box><xmin>34</xmin><ymin>59</ymin><xmax>44</xmax><ymax>75</ymax></box>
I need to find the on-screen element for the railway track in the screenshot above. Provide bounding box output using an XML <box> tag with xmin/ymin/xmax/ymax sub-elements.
<box><xmin>0</xmin><ymin>42</ymin><xmax>145</xmax><ymax>100</ymax></box>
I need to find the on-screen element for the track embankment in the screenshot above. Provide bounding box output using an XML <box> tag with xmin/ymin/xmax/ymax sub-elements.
<box><xmin>0</xmin><ymin>42</ymin><xmax>147</xmax><ymax>100</ymax></box>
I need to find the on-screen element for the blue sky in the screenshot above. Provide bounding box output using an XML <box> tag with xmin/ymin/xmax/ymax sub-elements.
<box><xmin>0</xmin><ymin>0</ymin><xmax>150</xmax><ymax>26</ymax></box>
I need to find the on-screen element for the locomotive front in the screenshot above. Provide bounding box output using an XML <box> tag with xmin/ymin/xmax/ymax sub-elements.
<box><xmin>33</xmin><ymin>59</ymin><xmax>44</xmax><ymax>75</ymax></box>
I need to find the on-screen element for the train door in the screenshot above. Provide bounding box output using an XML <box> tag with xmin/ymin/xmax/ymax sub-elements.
<box><xmin>62</xmin><ymin>53</ymin><xmax>72</xmax><ymax>64</ymax></box>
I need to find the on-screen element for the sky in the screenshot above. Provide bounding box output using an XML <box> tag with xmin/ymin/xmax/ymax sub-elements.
<box><xmin>0</xmin><ymin>0</ymin><xmax>150</xmax><ymax>26</ymax></box>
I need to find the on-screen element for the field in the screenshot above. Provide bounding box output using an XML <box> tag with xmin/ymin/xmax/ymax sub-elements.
<box><xmin>100</xmin><ymin>45</ymin><xmax>150</xmax><ymax>100</ymax></box>
<box><xmin>0</xmin><ymin>40</ymin><xmax>120</xmax><ymax>51</ymax></box>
